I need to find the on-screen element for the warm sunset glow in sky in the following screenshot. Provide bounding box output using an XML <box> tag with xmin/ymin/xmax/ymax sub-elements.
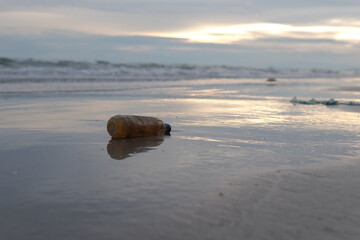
<box><xmin>153</xmin><ymin>22</ymin><xmax>360</xmax><ymax>44</ymax></box>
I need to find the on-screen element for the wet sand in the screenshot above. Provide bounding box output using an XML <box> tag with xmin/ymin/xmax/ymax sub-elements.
<box><xmin>106</xmin><ymin>162</ymin><xmax>360</xmax><ymax>240</ymax></box>
<box><xmin>1</xmin><ymin>78</ymin><xmax>360</xmax><ymax>239</ymax></box>
<box><xmin>178</xmin><ymin>163</ymin><xmax>360</xmax><ymax>240</ymax></box>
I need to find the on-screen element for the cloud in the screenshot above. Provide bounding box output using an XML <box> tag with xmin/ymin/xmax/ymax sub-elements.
<box><xmin>2</xmin><ymin>1</ymin><xmax>360</xmax><ymax>35</ymax></box>
<box><xmin>2</xmin><ymin>6</ymin><xmax>360</xmax><ymax>47</ymax></box>
<box><xmin>1</xmin><ymin>1</ymin><xmax>360</xmax><ymax>67</ymax></box>
<box><xmin>0</xmin><ymin>31</ymin><xmax>359</xmax><ymax>68</ymax></box>
<box><xmin>0</xmin><ymin>8</ymin><xmax>134</xmax><ymax>35</ymax></box>
<box><xmin>152</xmin><ymin>22</ymin><xmax>360</xmax><ymax>44</ymax></box>
<box><xmin>116</xmin><ymin>45</ymin><xmax>156</xmax><ymax>52</ymax></box>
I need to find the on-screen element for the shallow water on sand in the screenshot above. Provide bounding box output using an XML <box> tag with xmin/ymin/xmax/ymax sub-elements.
<box><xmin>0</xmin><ymin>78</ymin><xmax>360</xmax><ymax>239</ymax></box>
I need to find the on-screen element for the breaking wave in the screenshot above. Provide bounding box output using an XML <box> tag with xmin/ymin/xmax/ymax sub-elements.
<box><xmin>1</xmin><ymin>57</ymin><xmax>359</xmax><ymax>83</ymax></box>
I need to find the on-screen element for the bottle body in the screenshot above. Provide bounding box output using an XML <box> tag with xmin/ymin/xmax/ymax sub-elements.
<box><xmin>107</xmin><ymin>115</ymin><xmax>171</xmax><ymax>138</ymax></box>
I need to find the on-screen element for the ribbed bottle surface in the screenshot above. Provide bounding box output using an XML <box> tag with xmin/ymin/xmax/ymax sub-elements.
<box><xmin>107</xmin><ymin>115</ymin><xmax>169</xmax><ymax>138</ymax></box>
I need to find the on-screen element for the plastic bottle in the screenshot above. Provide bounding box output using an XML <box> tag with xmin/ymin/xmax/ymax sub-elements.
<box><xmin>107</xmin><ymin>115</ymin><xmax>171</xmax><ymax>138</ymax></box>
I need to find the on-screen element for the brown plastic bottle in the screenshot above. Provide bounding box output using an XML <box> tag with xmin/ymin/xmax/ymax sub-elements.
<box><xmin>107</xmin><ymin>115</ymin><xmax>171</xmax><ymax>138</ymax></box>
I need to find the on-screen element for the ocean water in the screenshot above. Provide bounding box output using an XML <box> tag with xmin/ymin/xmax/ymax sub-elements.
<box><xmin>1</xmin><ymin>58</ymin><xmax>360</xmax><ymax>239</ymax></box>
<box><xmin>1</xmin><ymin>57</ymin><xmax>360</xmax><ymax>98</ymax></box>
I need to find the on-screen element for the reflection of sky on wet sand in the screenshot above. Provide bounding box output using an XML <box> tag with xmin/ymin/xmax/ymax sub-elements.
<box><xmin>2</xmin><ymin>96</ymin><xmax>359</xmax><ymax>134</ymax></box>
<box><xmin>1</xmin><ymin>94</ymin><xmax>359</xmax><ymax>164</ymax></box>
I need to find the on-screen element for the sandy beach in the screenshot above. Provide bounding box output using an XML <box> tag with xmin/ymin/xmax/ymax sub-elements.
<box><xmin>0</xmin><ymin>74</ymin><xmax>360</xmax><ymax>239</ymax></box>
<box><xmin>2</xmin><ymin>0</ymin><xmax>360</xmax><ymax>237</ymax></box>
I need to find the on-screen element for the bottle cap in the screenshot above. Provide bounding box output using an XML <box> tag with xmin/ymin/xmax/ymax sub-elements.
<box><xmin>165</xmin><ymin>123</ymin><xmax>171</xmax><ymax>135</ymax></box>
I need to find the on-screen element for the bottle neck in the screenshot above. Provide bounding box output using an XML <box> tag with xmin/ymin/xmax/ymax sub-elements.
<box><xmin>165</xmin><ymin>123</ymin><xmax>171</xmax><ymax>135</ymax></box>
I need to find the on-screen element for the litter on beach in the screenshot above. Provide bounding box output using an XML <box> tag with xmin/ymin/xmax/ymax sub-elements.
<box><xmin>290</xmin><ymin>97</ymin><xmax>360</xmax><ymax>106</ymax></box>
<box><xmin>107</xmin><ymin>115</ymin><xmax>171</xmax><ymax>139</ymax></box>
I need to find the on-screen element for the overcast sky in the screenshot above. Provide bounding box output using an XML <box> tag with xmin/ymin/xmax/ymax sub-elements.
<box><xmin>1</xmin><ymin>0</ymin><xmax>360</xmax><ymax>68</ymax></box>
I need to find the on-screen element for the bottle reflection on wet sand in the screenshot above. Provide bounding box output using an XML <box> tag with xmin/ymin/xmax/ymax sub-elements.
<box><xmin>107</xmin><ymin>136</ymin><xmax>164</xmax><ymax>160</ymax></box>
